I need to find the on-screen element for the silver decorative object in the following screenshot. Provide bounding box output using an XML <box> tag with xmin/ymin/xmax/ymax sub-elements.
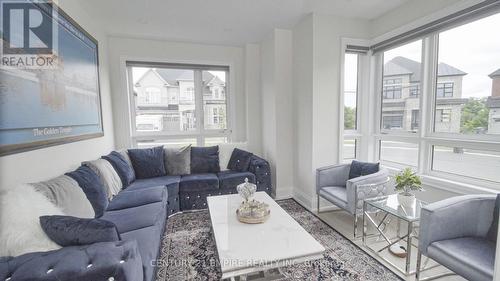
<box><xmin>236</xmin><ymin>178</ymin><xmax>270</xmax><ymax>224</ymax></box>
<box><xmin>237</xmin><ymin>178</ymin><xmax>256</xmax><ymax>202</ymax></box>
<box><xmin>236</xmin><ymin>200</ymin><xmax>270</xmax><ymax>224</ymax></box>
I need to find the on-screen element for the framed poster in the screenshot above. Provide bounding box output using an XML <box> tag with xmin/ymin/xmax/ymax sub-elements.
<box><xmin>0</xmin><ymin>1</ymin><xmax>103</xmax><ymax>156</ymax></box>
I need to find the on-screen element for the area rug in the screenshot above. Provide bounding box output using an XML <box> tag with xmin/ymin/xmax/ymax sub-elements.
<box><xmin>155</xmin><ymin>199</ymin><xmax>402</xmax><ymax>281</ymax></box>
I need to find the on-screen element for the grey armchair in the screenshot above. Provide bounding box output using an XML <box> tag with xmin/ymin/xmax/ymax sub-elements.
<box><xmin>316</xmin><ymin>163</ymin><xmax>389</xmax><ymax>237</ymax></box>
<box><xmin>417</xmin><ymin>194</ymin><xmax>498</xmax><ymax>281</ymax></box>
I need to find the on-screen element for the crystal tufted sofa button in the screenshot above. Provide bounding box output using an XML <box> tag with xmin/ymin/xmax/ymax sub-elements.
<box><xmin>87</xmin><ymin>263</ymin><xmax>93</xmax><ymax>268</ymax></box>
<box><xmin>47</xmin><ymin>268</ymin><xmax>53</xmax><ymax>274</ymax></box>
<box><xmin>119</xmin><ymin>259</ymin><xmax>125</xmax><ymax>264</ymax></box>
<box><xmin>6</xmin><ymin>275</ymin><xmax>11</xmax><ymax>281</ymax></box>
<box><xmin>108</xmin><ymin>277</ymin><xmax>115</xmax><ymax>281</ymax></box>
<box><xmin>197</xmin><ymin>195</ymin><xmax>200</xmax><ymax>198</ymax></box>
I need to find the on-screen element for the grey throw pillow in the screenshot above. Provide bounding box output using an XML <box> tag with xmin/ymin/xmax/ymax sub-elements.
<box><xmin>31</xmin><ymin>175</ymin><xmax>95</xmax><ymax>218</ymax></box>
<box><xmin>164</xmin><ymin>145</ymin><xmax>191</xmax><ymax>175</ymax></box>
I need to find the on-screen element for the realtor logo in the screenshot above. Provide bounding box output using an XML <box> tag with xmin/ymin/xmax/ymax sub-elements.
<box><xmin>1</xmin><ymin>1</ymin><xmax>56</xmax><ymax>68</ymax></box>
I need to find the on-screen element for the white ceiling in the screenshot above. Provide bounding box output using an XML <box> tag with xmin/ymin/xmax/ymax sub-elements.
<box><xmin>75</xmin><ymin>0</ymin><xmax>410</xmax><ymax>46</ymax></box>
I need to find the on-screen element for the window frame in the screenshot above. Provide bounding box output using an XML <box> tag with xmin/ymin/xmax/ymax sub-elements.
<box><xmin>339</xmin><ymin>39</ymin><xmax>371</xmax><ymax>163</ymax></box>
<box><xmin>126</xmin><ymin>62</ymin><xmax>232</xmax><ymax>147</ymax></box>
<box><xmin>372</xmin><ymin>17</ymin><xmax>500</xmax><ymax>190</ymax></box>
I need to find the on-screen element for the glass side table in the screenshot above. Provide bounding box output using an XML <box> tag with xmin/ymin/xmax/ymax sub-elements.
<box><xmin>362</xmin><ymin>194</ymin><xmax>427</xmax><ymax>275</ymax></box>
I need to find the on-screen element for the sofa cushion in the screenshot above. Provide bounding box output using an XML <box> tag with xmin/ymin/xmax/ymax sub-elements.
<box><xmin>128</xmin><ymin>146</ymin><xmax>167</xmax><ymax>179</ymax></box>
<box><xmin>428</xmin><ymin>237</ymin><xmax>494</xmax><ymax>281</ymax></box>
<box><xmin>30</xmin><ymin>175</ymin><xmax>95</xmax><ymax>218</ymax></box>
<box><xmin>227</xmin><ymin>148</ymin><xmax>253</xmax><ymax>172</ymax></box>
<box><xmin>348</xmin><ymin>160</ymin><xmax>379</xmax><ymax>179</ymax></box>
<box><xmin>164</xmin><ymin>145</ymin><xmax>191</xmax><ymax>175</ymax></box>
<box><xmin>180</xmin><ymin>173</ymin><xmax>219</xmax><ymax>193</ymax></box>
<box><xmin>319</xmin><ymin>186</ymin><xmax>348</xmax><ymax>210</ymax></box>
<box><xmin>120</xmin><ymin>225</ymin><xmax>162</xmax><ymax>281</ymax></box>
<box><xmin>39</xmin><ymin>215</ymin><xmax>120</xmax><ymax>246</ymax></box>
<box><xmin>217</xmin><ymin>171</ymin><xmax>256</xmax><ymax>190</ymax></box>
<box><xmin>66</xmin><ymin>166</ymin><xmax>108</xmax><ymax>218</ymax></box>
<box><xmin>219</xmin><ymin>143</ymin><xmax>248</xmax><ymax>171</ymax></box>
<box><xmin>127</xmin><ymin>175</ymin><xmax>181</xmax><ymax>191</ymax></box>
<box><xmin>102</xmin><ymin>151</ymin><xmax>136</xmax><ymax>187</ymax></box>
<box><xmin>107</xmin><ymin>186</ymin><xmax>166</xmax><ymax>211</ymax></box>
<box><xmin>487</xmin><ymin>194</ymin><xmax>500</xmax><ymax>242</ymax></box>
<box><xmin>83</xmin><ymin>159</ymin><xmax>123</xmax><ymax>199</ymax></box>
<box><xmin>191</xmin><ymin>146</ymin><xmax>220</xmax><ymax>173</ymax></box>
<box><xmin>101</xmin><ymin>202</ymin><xmax>165</xmax><ymax>234</ymax></box>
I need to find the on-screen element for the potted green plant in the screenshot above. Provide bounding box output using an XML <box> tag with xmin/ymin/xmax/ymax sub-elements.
<box><xmin>394</xmin><ymin>168</ymin><xmax>423</xmax><ymax>207</ymax></box>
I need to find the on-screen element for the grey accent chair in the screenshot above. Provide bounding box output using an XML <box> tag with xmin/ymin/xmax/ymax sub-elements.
<box><xmin>417</xmin><ymin>194</ymin><xmax>497</xmax><ymax>281</ymax></box>
<box><xmin>316</xmin><ymin>163</ymin><xmax>389</xmax><ymax>237</ymax></box>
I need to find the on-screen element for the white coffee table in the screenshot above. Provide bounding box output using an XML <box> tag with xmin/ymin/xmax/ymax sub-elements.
<box><xmin>207</xmin><ymin>192</ymin><xmax>325</xmax><ymax>280</ymax></box>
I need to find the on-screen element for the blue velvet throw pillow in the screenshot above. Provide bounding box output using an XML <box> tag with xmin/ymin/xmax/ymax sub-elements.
<box><xmin>487</xmin><ymin>194</ymin><xmax>500</xmax><ymax>242</ymax></box>
<box><xmin>191</xmin><ymin>146</ymin><xmax>220</xmax><ymax>173</ymax></box>
<box><xmin>227</xmin><ymin>148</ymin><xmax>253</xmax><ymax>172</ymax></box>
<box><xmin>128</xmin><ymin>146</ymin><xmax>166</xmax><ymax>179</ymax></box>
<box><xmin>102</xmin><ymin>151</ymin><xmax>135</xmax><ymax>187</ymax></box>
<box><xmin>39</xmin><ymin>215</ymin><xmax>120</xmax><ymax>247</ymax></box>
<box><xmin>66</xmin><ymin>166</ymin><xmax>108</xmax><ymax>218</ymax></box>
<box><xmin>348</xmin><ymin>160</ymin><xmax>380</xmax><ymax>180</ymax></box>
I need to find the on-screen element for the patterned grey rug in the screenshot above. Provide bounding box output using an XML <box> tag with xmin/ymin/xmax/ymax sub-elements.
<box><xmin>155</xmin><ymin>199</ymin><xmax>402</xmax><ymax>281</ymax></box>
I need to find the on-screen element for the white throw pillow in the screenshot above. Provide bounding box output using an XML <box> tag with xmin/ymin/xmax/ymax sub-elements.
<box><xmin>84</xmin><ymin>159</ymin><xmax>123</xmax><ymax>199</ymax></box>
<box><xmin>0</xmin><ymin>184</ymin><xmax>63</xmax><ymax>257</ymax></box>
<box><xmin>218</xmin><ymin>142</ymin><xmax>248</xmax><ymax>171</ymax></box>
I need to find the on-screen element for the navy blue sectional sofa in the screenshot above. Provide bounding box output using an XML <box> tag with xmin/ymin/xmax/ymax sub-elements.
<box><xmin>0</xmin><ymin>148</ymin><xmax>271</xmax><ymax>281</ymax></box>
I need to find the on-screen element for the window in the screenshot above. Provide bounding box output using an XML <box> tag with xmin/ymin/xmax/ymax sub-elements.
<box><xmin>381</xmin><ymin>40</ymin><xmax>422</xmax><ymax>133</ymax></box>
<box><xmin>344</xmin><ymin>53</ymin><xmax>358</xmax><ymax>131</ymax></box>
<box><xmin>343</xmin><ymin>139</ymin><xmax>357</xmax><ymax>160</ymax></box>
<box><xmin>432</xmin><ymin>146</ymin><xmax>500</xmax><ymax>183</ymax></box>
<box><xmin>436</xmin><ymin>82</ymin><xmax>453</xmax><ymax>98</ymax></box>
<box><xmin>409</xmin><ymin>85</ymin><xmax>419</xmax><ymax>98</ymax></box>
<box><xmin>127</xmin><ymin>63</ymin><xmax>231</xmax><ymax>146</ymax></box>
<box><xmin>436</xmin><ymin>109</ymin><xmax>451</xmax><ymax>123</ymax></box>
<box><xmin>373</xmin><ymin>9</ymin><xmax>500</xmax><ymax>189</ymax></box>
<box><xmin>139</xmin><ymin>87</ymin><xmax>161</xmax><ymax>105</ymax></box>
<box><xmin>411</xmin><ymin>110</ymin><xmax>419</xmax><ymax>130</ymax></box>
<box><xmin>342</xmin><ymin>49</ymin><xmax>366</xmax><ymax>161</ymax></box>
<box><xmin>382</xmin><ymin>115</ymin><xmax>403</xmax><ymax>129</ymax></box>
<box><xmin>433</xmin><ymin>13</ymin><xmax>500</xmax><ymax>136</ymax></box>
<box><xmin>203</xmin><ymin>70</ymin><xmax>227</xmax><ymax>130</ymax></box>
<box><xmin>380</xmin><ymin>141</ymin><xmax>419</xmax><ymax>167</ymax></box>
<box><xmin>383</xmin><ymin>79</ymin><xmax>402</xmax><ymax>99</ymax></box>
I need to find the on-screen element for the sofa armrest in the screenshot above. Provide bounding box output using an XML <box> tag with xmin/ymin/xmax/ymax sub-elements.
<box><xmin>0</xmin><ymin>240</ymin><xmax>143</xmax><ymax>281</ymax></box>
<box><xmin>346</xmin><ymin>169</ymin><xmax>390</xmax><ymax>215</ymax></box>
<box><xmin>418</xmin><ymin>194</ymin><xmax>496</xmax><ymax>255</ymax></box>
<box><xmin>316</xmin><ymin>164</ymin><xmax>351</xmax><ymax>192</ymax></box>
<box><xmin>248</xmin><ymin>155</ymin><xmax>272</xmax><ymax>195</ymax></box>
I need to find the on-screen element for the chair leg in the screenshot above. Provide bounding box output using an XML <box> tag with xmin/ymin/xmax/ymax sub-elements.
<box><xmin>416</xmin><ymin>250</ymin><xmax>422</xmax><ymax>281</ymax></box>
<box><xmin>317</xmin><ymin>194</ymin><xmax>320</xmax><ymax>214</ymax></box>
<box><xmin>353</xmin><ymin>214</ymin><xmax>358</xmax><ymax>239</ymax></box>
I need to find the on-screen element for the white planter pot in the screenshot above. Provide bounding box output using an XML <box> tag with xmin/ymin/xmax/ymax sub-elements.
<box><xmin>397</xmin><ymin>193</ymin><xmax>416</xmax><ymax>208</ymax></box>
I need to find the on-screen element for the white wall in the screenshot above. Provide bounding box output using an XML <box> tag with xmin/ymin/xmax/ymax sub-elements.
<box><xmin>244</xmin><ymin>44</ymin><xmax>263</xmax><ymax>155</ymax></box>
<box><xmin>370</xmin><ymin>0</ymin><xmax>465</xmax><ymax>39</ymax></box>
<box><xmin>107</xmin><ymin>37</ymin><xmax>250</xmax><ymax>151</ymax></box>
<box><xmin>291</xmin><ymin>14</ymin><xmax>370</xmax><ymax>209</ymax></box>
<box><xmin>260</xmin><ymin>29</ymin><xmax>294</xmax><ymax>199</ymax></box>
<box><xmin>292</xmin><ymin>15</ymin><xmax>315</xmax><ymax>207</ymax></box>
<box><xmin>0</xmin><ymin>0</ymin><xmax>115</xmax><ymax>190</ymax></box>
